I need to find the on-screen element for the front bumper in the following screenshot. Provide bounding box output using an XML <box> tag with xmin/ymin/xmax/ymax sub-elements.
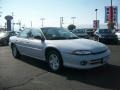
<box><xmin>61</xmin><ymin>49</ymin><xmax>110</xmax><ymax>69</ymax></box>
<box><xmin>100</xmin><ymin>37</ymin><xmax>118</xmax><ymax>43</ymax></box>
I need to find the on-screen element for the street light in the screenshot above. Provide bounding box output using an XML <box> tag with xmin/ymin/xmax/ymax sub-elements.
<box><xmin>71</xmin><ymin>17</ymin><xmax>76</xmax><ymax>25</ymax></box>
<box><xmin>40</xmin><ymin>18</ymin><xmax>45</xmax><ymax>27</ymax></box>
<box><xmin>94</xmin><ymin>9</ymin><xmax>98</xmax><ymax>30</ymax></box>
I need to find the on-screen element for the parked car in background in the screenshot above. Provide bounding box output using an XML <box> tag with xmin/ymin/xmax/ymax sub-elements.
<box><xmin>9</xmin><ymin>27</ymin><xmax>110</xmax><ymax>72</ymax></box>
<box><xmin>115</xmin><ymin>30</ymin><xmax>120</xmax><ymax>41</ymax></box>
<box><xmin>71</xmin><ymin>29</ymin><xmax>89</xmax><ymax>39</ymax></box>
<box><xmin>94</xmin><ymin>29</ymin><xmax>118</xmax><ymax>44</ymax></box>
<box><xmin>86</xmin><ymin>29</ymin><xmax>94</xmax><ymax>36</ymax></box>
<box><xmin>0</xmin><ymin>31</ymin><xmax>16</xmax><ymax>46</ymax></box>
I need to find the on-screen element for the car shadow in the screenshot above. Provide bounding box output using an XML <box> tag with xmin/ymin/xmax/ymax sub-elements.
<box><xmin>62</xmin><ymin>65</ymin><xmax>120</xmax><ymax>90</ymax></box>
<box><xmin>18</xmin><ymin>56</ymin><xmax>120</xmax><ymax>90</ymax></box>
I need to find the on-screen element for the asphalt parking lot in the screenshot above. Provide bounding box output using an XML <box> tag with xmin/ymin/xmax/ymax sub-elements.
<box><xmin>0</xmin><ymin>45</ymin><xmax>120</xmax><ymax>90</ymax></box>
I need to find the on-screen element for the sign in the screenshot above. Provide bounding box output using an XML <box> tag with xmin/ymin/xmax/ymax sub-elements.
<box><xmin>105</xmin><ymin>6</ymin><xmax>118</xmax><ymax>23</ymax></box>
<box><xmin>93</xmin><ymin>20</ymin><xmax>99</xmax><ymax>29</ymax></box>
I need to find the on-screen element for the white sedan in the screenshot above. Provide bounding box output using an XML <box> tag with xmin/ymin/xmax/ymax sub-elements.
<box><xmin>9</xmin><ymin>27</ymin><xmax>110</xmax><ymax>72</ymax></box>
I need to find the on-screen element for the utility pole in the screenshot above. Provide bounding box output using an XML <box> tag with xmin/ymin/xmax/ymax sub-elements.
<box><xmin>71</xmin><ymin>17</ymin><xmax>76</xmax><ymax>25</ymax></box>
<box><xmin>40</xmin><ymin>18</ymin><xmax>45</xmax><ymax>27</ymax></box>
<box><xmin>60</xmin><ymin>17</ymin><xmax>64</xmax><ymax>28</ymax></box>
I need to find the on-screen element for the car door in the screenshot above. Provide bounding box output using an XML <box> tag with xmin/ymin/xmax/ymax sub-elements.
<box><xmin>27</xmin><ymin>29</ymin><xmax>45</xmax><ymax>60</ymax></box>
<box><xmin>15</xmin><ymin>29</ymin><xmax>32</xmax><ymax>56</ymax></box>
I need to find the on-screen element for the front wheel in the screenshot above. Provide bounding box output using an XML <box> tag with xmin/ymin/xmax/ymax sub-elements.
<box><xmin>11</xmin><ymin>45</ymin><xmax>20</xmax><ymax>58</ymax></box>
<box><xmin>47</xmin><ymin>50</ymin><xmax>63</xmax><ymax>72</ymax></box>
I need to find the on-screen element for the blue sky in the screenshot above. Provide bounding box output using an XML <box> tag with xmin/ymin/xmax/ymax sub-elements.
<box><xmin>0</xmin><ymin>0</ymin><xmax>120</xmax><ymax>28</ymax></box>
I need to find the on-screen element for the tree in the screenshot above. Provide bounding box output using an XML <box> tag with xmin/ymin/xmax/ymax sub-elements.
<box><xmin>68</xmin><ymin>24</ymin><xmax>76</xmax><ymax>30</ymax></box>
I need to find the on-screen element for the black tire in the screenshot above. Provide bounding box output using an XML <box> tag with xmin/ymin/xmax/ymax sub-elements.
<box><xmin>11</xmin><ymin>45</ymin><xmax>20</xmax><ymax>58</ymax></box>
<box><xmin>46</xmin><ymin>50</ymin><xmax>63</xmax><ymax>72</ymax></box>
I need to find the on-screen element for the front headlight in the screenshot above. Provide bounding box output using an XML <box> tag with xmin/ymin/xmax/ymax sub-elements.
<box><xmin>72</xmin><ymin>50</ymin><xmax>91</xmax><ymax>55</ymax></box>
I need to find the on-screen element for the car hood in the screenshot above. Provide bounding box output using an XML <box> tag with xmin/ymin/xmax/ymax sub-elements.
<box><xmin>46</xmin><ymin>39</ymin><xmax>108</xmax><ymax>53</ymax></box>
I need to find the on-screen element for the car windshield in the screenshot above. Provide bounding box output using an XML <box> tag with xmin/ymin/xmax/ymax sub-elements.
<box><xmin>99</xmin><ymin>29</ymin><xmax>112</xmax><ymax>34</ymax></box>
<box><xmin>41</xmin><ymin>28</ymin><xmax>79</xmax><ymax>40</ymax></box>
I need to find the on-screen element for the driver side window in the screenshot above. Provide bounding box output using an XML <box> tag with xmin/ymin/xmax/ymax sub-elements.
<box><xmin>31</xmin><ymin>29</ymin><xmax>42</xmax><ymax>39</ymax></box>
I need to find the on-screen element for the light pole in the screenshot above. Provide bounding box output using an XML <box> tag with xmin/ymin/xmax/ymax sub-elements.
<box><xmin>111</xmin><ymin>0</ymin><xmax>112</xmax><ymax>7</ymax></box>
<box><xmin>0</xmin><ymin>7</ymin><xmax>2</xmax><ymax>28</ymax></box>
<box><xmin>108</xmin><ymin>0</ymin><xmax>114</xmax><ymax>30</ymax></box>
<box><xmin>11</xmin><ymin>12</ymin><xmax>14</xmax><ymax>31</ymax></box>
<box><xmin>40</xmin><ymin>18</ymin><xmax>45</xmax><ymax>27</ymax></box>
<box><xmin>110</xmin><ymin>0</ymin><xmax>113</xmax><ymax>23</ymax></box>
<box><xmin>95</xmin><ymin>9</ymin><xmax>98</xmax><ymax>30</ymax></box>
<box><xmin>60</xmin><ymin>17</ymin><xmax>64</xmax><ymax>28</ymax></box>
<box><xmin>30</xmin><ymin>21</ymin><xmax>32</xmax><ymax>27</ymax></box>
<box><xmin>95</xmin><ymin>9</ymin><xmax>98</xmax><ymax>21</ymax></box>
<box><xmin>0</xmin><ymin>7</ymin><xmax>2</xmax><ymax>17</ymax></box>
<box><xmin>71</xmin><ymin>17</ymin><xmax>76</xmax><ymax>25</ymax></box>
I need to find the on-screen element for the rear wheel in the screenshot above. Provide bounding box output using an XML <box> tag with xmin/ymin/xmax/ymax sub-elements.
<box><xmin>47</xmin><ymin>50</ymin><xmax>63</xmax><ymax>72</ymax></box>
<box><xmin>11</xmin><ymin>45</ymin><xmax>20</xmax><ymax>58</ymax></box>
